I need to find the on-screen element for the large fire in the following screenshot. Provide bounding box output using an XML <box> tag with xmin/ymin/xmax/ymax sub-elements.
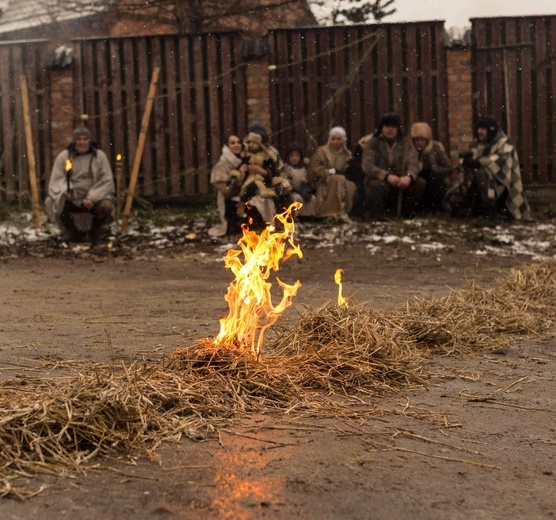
<box><xmin>215</xmin><ymin>203</ymin><xmax>303</xmax><ymax>357</ymax></box>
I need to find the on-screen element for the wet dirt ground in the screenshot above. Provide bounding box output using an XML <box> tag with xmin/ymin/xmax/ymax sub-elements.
<box><xmin>1</xmin><ymin>216</ymin><xmax>555</xmax><ymax>519</ymax></box>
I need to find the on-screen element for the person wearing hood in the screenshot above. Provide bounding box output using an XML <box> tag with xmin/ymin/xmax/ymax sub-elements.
<box><xmin>208</xmin><ymin>134</ymin><xmax>248</xmax><ymax>237</ymax></box>
<box><xmin>309</xmin><ymin>126</ymin><xmax>357</xmax><ymax>223</ymax></box>
<box><xmin>446</xmin><ymin>115</ymin><xmax>531</xmax><ymax>222</ymax></box>
<box><xmin>281</xmin><ymin>144</ymin><xmax>315</xmax><ymax>217</ymax></box>
<box><xmin>359</xmin><ymin>112</ymin><xmax>423</xmax><ymax>219</ymax></box>
<box><xmin>45</xmin><ymin>126</ymin><xmax>115</xmax><ymax>243</ymax></box>
<box><xmin>410</xmin><ymin>122</ymin><xmax>453</xmax><ymax>213</ymax></box>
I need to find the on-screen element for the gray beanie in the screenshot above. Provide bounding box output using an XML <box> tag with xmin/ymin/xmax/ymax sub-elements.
<box><xmin>73</xmin><ymin>126</ymin><xmax>91</xmax><ymax>141</ymax></box>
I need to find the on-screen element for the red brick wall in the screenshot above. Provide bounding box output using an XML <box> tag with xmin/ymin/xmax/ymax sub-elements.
<box><xmin>446</xmin><ymin>48</ymin><xmax>473</xmax><ymax>164</ymax></box>
<box><xmin>245</xmin><ymin>57</ymin><xmax>272</xmax><ymax>132</ymax></box>
<box><xmin>49</xmin><ymin>69</ymin><xmax>75</xmax><ymax>160</ymax></box>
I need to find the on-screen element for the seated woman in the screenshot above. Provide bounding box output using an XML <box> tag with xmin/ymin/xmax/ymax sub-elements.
<box><xmin>309</xmin><ymin>127</ymin><xmax>357</xmax><ymax>223</ymax></box>
<box><xmin>281</xmin><ymin>144</ymin><xmax>316</xmax><ymax>217</ymax></box>
<box><xmin>208</xmin><ymin>134</ymin><xmax>248</xmax><ymax>237</ymax></box>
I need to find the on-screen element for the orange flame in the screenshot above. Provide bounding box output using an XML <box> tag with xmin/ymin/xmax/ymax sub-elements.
<box><xmin>335</xmin><ymin>268</ymin><xmax>348</xmax><ymax>308</ymax></box>
<box><xmin>65</xmin><ymin>159</ymin><xmax>72</xmax><ymax>172</ymax></box>
<box><xmin>216</xmin><ymin>202</ymin><xmax>303</xmax><ymax>357</ymax></box>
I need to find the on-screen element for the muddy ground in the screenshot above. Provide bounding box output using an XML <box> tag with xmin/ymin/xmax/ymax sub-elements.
<box><xmin>1</xmin><ymin>215</ymin><xmax>556</xmax><ymax>519</ymax></box>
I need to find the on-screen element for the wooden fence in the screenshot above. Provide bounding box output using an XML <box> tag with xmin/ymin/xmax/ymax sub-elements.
<box><xmin>472</xmin><ymin>16</ymin><xmax>556</xmax><ymax>183</ymax></box>
<box><xmin>71</xmin><ymin>32</ymin><xmax>247</xmax><ymax>200</ymax></box>
<box><xmin>268</xmin><ymin>22</ymin><xmax>448</xmax><ymax>156</ymax></box>
<box><xmin>0</xmin><ymin>40</ymin><xmax>50</xmax><ymax>202</ymax></box>
<box><xmin>1</xmin><ymin>18</ymin><xmax>556</xmax><ymax>205</ymax></box>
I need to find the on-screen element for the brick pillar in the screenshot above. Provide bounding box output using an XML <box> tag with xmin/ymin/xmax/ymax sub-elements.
<box><xmin>49</xmin><ymin>67</ymin><xmax>75</xmax><ymax>160</ymax></box>
<box><xmin>446</xmin><ymin>48</ymin><xmax>473</xmax><ymax>164</ymax></box>
<box><xmin>245</xmin><ymin>56</ymin><xmax>271</xmax><ymax>131</ymax></box>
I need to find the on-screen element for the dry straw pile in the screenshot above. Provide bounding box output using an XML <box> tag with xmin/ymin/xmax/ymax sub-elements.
<box><xmin>1</xmin><ymin>260</ymin><xmax>555</xmax><ymax>497</ymax></box>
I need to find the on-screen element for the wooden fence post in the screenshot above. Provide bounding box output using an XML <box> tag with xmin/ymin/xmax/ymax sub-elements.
<box><xmin>20</xmin><ymin>74</ymin><xmax>41</xmax><ymax>229</ymax></box>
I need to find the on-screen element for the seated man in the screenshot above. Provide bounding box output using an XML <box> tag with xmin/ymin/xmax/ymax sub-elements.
<box><xmin>410</xmin><ymin>122</ymin><xmax>453</xmax><ymax>213</ymax></box>
<box><xmin>45</xmin><ymin>127</ymin><xmax>115</xmax><ymax>243</ymax></box>
<box><xmin>360</xmin><ymin>113</ymin><xmax>424</xmax><ymax>219</ymax></box>
<box><xmin>446</xmin><ymin>116</ymin><xmax>531</xmax><ymax>222</ymax></box>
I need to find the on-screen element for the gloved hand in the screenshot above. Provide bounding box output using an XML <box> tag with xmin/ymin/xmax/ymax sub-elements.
<box><xmin>462</xmin><ymin>153</ymin><xmax>481</xmax><ymax>169</ymax></box>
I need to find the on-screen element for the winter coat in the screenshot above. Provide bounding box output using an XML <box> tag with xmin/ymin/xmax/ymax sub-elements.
<box><xmin>45</xmin><ymin>143</ymin><xmax>114</xmax><ymax>227</ymax></box>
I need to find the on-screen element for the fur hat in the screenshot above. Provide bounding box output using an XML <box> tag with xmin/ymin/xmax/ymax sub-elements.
<box><xmin>73</xmin><ymin>126</ymin><xmax>91</xmax><ymax>141</ymax></box>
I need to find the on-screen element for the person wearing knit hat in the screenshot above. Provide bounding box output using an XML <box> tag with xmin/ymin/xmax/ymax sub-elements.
<box><xmin>410</xmin><ymin>122</ymin><xmax>453</xmax><ymax>213</ymax></box>
<box><xmin>446</xmin><ymin>115</ymin><xmax>531</xmax><ymax>222</ymax></box>
<box><xmin>308</xmin><ymin>126</ymin><xmax>357</xmax><ymax>223</ymax></box>
<box><xmin>45</xmin><ymin>126</ymin><xmax>115</xmax><ymax>243</ymax></box>
<box><xmin>358</xmin><ymin>112</ymin><xmax>423</xmax><ymax>219</ymax></box>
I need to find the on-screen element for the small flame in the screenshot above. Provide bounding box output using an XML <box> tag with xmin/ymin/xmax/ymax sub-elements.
<box><xmin>65</xmin><ymin>159</ymin><xmax>72</xmax><ymax>172</ymax></box>
<box><xmin>116</xmin><ymin>154</ymin><xmax>122</xmax><ymax>161</ymax></box>
<box><xmin>335</xmin><ymin>268</ymin><xmax>348</xmax><ymax>308</ymax></box>
<box><xmin>215</xmin><ymin>202</ymin><xmax>303</xmax><ymax>357</ymax></box>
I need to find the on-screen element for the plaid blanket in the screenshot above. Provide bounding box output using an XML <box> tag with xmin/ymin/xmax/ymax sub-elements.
<box><xmin>475</xmin><ymin>131</ymin><xmax>531</xmax><ymax>220</ymax></box>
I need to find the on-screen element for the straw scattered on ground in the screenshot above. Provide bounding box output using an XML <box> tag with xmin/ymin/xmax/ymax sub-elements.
<box><xmin>1</xmin><ymin>260</ymin><xmax>555</xmax><ymax>498</ymax></box>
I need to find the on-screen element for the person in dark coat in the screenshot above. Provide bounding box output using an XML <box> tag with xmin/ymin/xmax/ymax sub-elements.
<box><xmin>359</xmin><ymin>113</ymin><xmax>423</xmax><ymax>219</ymax></box>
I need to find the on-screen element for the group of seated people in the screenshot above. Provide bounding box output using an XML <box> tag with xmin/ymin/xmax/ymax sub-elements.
<box><xmin>209</xmin><ymin>113</ymin><xmax>531</xmax><ymax>237</ymax></box>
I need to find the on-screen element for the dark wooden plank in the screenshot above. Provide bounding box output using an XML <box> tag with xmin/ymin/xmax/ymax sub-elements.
<box><xmin>109</xmin><ymin>39</ymin><xmax>125</xmax><ymax>165</ymax></box>
<box><xmin>232</xmin><ymin>34</ymin><xmax>247</xmax><ymax>138</ymax></box>
<box><xmin>346</xmin><ymin>26</ymin><xmax>361</xmax><ymax>140</ymax></box>
<box><xmin>503</xmin><ymin>20</ymin><xmax>519</xmax><ymax>144</ymax></box>
<box><xmin>518</xmin><ymin>18</ymin><xmax>534</xmax><ymax>178</ymax></box>
<box><xmin>434</xmin><ymin>23</ymin><xmax>449</xmax><ymax>147</ymax></box>
<box><xmin>164</xmin><ymin>36</ymin><xmax>181</xmax><ymax>197</ymax></box>
<box><xmin>489</xmin><ymin>20</ymin><xmax>505</xmax><ymax>126</ymax></box>
<box><xmin>276</xmin><ymin>31</ymin><xmax>291</xmax><ymax>152</ymax></box>
<box><xmin>390</xmin><ymin>25</ymin><xmax>404</xmax><ymax>117</ymax></box>
<box><xmin>0</xmin><ymin>48</ymin><xmax>15</xmax><ymax>199</ymax></box>
<box><xmin>318</xmin><ymin>29</ymin><xmax>332</xmax><ymax>140</ymax></box>
<box><xmin>95</xmin><ymin>40</ymin><xmax>110</xmax><ymax>152</ymax></box>
<box><xmin>122</xmin><ymin>38</ymin><xmax>138</xmax><ymax>188</ymax></box>
<box><xmin>304</xmin><ymin>29</ymin><xmax>319</xmax><ymax>148</ymax></box>
<box><xmin>333</xmin><ymin>28</ymin><xmax>347</xmax><ymax>127</ymax></box>
<box><xmin>376</xmin><ymin>24</ymin><xmax>389</xmax><ymax>116</ymax></box>
<box><xmin>206</xmin><ymin>33</ymin><xmax>221</xmax><ymax>193</ymax></box>
<box><xmin>534</xmin><ymin>18</ymin><xmax>548</xmax><ymax>182</ymax></box>
<box><xmin>291</xmin><ymin>30</ymin><xmax>305</xmax><ymax>144</ymax></box>
<box><xmin>420</xmin><ymin>24</ymin><xmax>434</xmax><ymax>126</ymax></box>
<box><xmin>220</xmin><ymin>35</ymin><xmax>234</xmax><ymax>138</ymax></box>
<box><xmin>361</xmin><ymin>27</ymin><xmax>377</xmax><ymax>135</ymax></box>
<box><xmin>192</xmin><ymin>35</ymin><xmax>208</xmax><ymax>195</ymax></box>
<box><xmin>405</xmin><ymin>24</ymin><xmax>419</xmax><ymax>125</ymax></box>
<box><xmin>12</xmin><ymin>45</ymin><xmax>27</xmax><ymax>197</ymax></box>
<box><xmin>178</xmin><ymin>36</ymin><xmax>195</xmax><ymax>196</ymax></box>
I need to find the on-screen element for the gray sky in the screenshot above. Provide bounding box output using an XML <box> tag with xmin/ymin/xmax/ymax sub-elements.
<box><xmin>386</xmin><ymin>0</ymin><xmax>556</xmax><ymax>29</ymax></box>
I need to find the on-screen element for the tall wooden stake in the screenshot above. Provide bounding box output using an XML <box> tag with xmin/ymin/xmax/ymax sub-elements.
<box><xmin>121</xmin><ymin>66</ymin><xmax>160</xmax><ymax>233</ymax></box>
<box><xmin>20</xmin><ymin>74</ymin><xmax>41</xmax><ymax>229</ymax></box>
